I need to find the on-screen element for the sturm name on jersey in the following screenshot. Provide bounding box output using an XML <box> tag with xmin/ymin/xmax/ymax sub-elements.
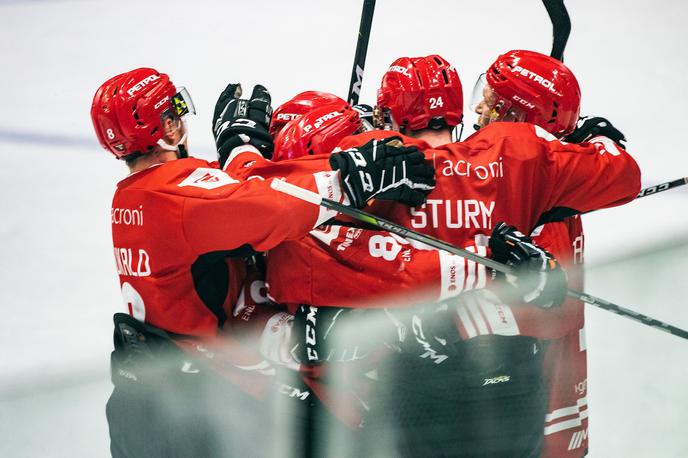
<box><xmin>112</xmin><ymin>205</ymin><xmax>143</xmax><ymax>226</ymax></box>
<box><xmin>411</xmin><ymin>199</ymin><xmax>495</xmax><ymax>230</ymax></box>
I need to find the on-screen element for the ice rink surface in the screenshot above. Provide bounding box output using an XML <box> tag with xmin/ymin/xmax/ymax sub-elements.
<box><xmin>0</xmin><ymin>0</ymin><xmax>686</xmax><ymax>456</ymax></box>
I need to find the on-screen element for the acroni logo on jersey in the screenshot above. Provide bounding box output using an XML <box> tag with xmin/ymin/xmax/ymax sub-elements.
<box><xmin>432</xmin><ymin>154</ymin><xmax>504</xmax><ymax>180</ymax></box>
<box><xmin>112</xmin><ymin>205</ymin><xmax>144</xmax><ymax>226</ymax></box>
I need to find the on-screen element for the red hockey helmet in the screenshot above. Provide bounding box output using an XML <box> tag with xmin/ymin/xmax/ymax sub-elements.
<box><xmin>477</xmin><ymin>50</ymin><xmax>581</xmax><ymax>137</ymax></box>
<box><xmin>273</xmin><ymin>102</ymin><xmax>363</xmax><ymax>161</ymax></box>
<box><xmin>270</xmin><ymin>91</ymin><xmax>346</xmax><ymax>137</ymax></box>
<box><xmin>90</xmin><ymin>68</ymin><xmax>195</xmax><ymax>159</ymax></box>
<box><xmin>377</xmin><ymin>55</ymin><xmax>463</xmax><ymax>132</ymax></box>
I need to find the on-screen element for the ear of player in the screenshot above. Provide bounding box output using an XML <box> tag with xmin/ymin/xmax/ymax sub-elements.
<box><xmin>329</xmin><ymin>137</ymin><xmax>436</xmax><ymax>208</ymax></box>
<box><xmin>489</xmin><ymin>222</ymin><xmax>568</xmax><ymax>309</ymax></box>
<box><xmin>213</xmin><ymin>83</ymin><xmax>274</xmax><ymax>165</ymax></box>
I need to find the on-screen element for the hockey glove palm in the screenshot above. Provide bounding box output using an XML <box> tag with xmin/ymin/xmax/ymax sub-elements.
<box><xmin>489</xmin><ymin>222</ymin><xmax>567</xmax><ymax>309</ymax></box>
<box><xmin>329</xmin><ymin>137</ymin><xmax>435</xmax><ymax>208</ymax></box>
<box><xmin>564</xmin><ymin>116</ymin><xmax>626</xmax><ymax>147</ymax></box>
<box><xmin>213</xmin><ymin>83</ymin><xmax>274</xmax><ymax>166</ymax></box>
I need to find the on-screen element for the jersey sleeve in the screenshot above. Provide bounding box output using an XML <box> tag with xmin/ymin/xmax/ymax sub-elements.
<box><xmin>176</xmin><ymin>164</ymin><xmax>344</xmax><ymax>255</ymax></box>
<box><xmin>451</xmin><ymin>219</ymin><xmax>584</xmax><ymax>341</ymax></box>
<box><xmin>530</xmin><ymin>125</ymin><xmax>641</xmax><ymax>221</ymax></box>
<box><xmin>266</xmin><ymin>225</ymin><xmax>489</xmax><ymax>308</ymax></box>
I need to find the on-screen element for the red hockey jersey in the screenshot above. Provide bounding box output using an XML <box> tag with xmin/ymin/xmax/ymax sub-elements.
<box><xmin>111</xmin><ymin>154</ymin><xmax>342</xmax><ymax>338</ymax></box>
<box><xmin>533</xmin><ymin>217</ymin><xmax>589</xmax><ymax>457</ymax></box>
<box><xmin>222</xmin><ymin>123</ymin><xmax>635</xmax><ymax>449</ymax></box>
<box><xmin>228</xmin><ymin>122</ymin><xmax>640</xmax><ymax>240</ymax></box>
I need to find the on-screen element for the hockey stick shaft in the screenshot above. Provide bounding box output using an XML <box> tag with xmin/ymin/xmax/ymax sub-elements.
<box><xmin>347</xmin><ymin>0</ymin><xmax>376</xmax><ymax>106</ymax></box>
<box><xmin>542</xmin><ymin>0</ymin><xmax>571</xmax><ymax>61</ymax></box>
<box><xmin>636</xmin><ymin>176</ymin><xmax>688</xmax><ymax>199</ymax></box>
<box><xmin>583</xmin><ymin>177</ymin><xmax>687</xmax><ymax>215</ymax></box>
<box><xmin>567</xmin><ymin>290</ymin><xmax>688</xmax><ymax>339</ymax></box>
<box><xmin>271</xmin><ymin>179</ymin><xmax>511</xmax><ymax>273</ymax></box>
<box><xmin>271</xmin><ymin>178</ymin><xmax>688</xmax><ymax>341</ymax></box>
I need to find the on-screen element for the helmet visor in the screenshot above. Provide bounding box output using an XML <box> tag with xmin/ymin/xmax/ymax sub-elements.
<box><xmin>471</xmin><ymin>74</ymin><xmax>526</xmax><ymax>129</ymax></box>
<box><xmin>172</xmin><ymin>87</ymin><xmax>196</xmax><ymax>117</ymax></box>
<box><xmin>157</xmin><ymin>87</ymin><xmax>195</xmax><ymax>150</ymax></box>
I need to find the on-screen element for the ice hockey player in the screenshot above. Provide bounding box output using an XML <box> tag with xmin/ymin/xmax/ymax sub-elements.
<box><xmin>269</xmin><ymin>90</ymin><xmax>347</xmax><ymax>139</ymax></box>
<box><xmin>472</xmin><ymin>49</ymin><xmax>628</xmax><ymax>457</ymax></box>
<box><xmin>260</xmin><ymin>91</ymin><xmax>571</xmax><ymax>457</ymax></box>
<box><xmin>90</xmin><ymin>67</ymin><xmax>435</xmax><ymax>457</ymax></box>
<box><xmin>225</xmin><ymin>52</ymin><xmax>641</xmax><ymax>456</ymax></box>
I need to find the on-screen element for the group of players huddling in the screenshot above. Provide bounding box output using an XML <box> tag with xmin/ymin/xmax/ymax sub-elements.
<box><xmin>91</xmin><ymin>49</ymin><xmax>640</xmax><ymax>457</ymax></box>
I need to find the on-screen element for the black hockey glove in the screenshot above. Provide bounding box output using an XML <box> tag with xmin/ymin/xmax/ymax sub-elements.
<box><xmin>383</xmin><ymin>305</ymin><xmax>460</xmax><ymax>365</ymax></box>
<box><xmin>353</xmin><ymin>104</ymin><xmax>375</xmax><ymax>131</ymax></box>
<box><xmin>213</xmin><ymin>83</ymin><xmax>273</xmax><ymax>166</ymax></box>
<box><xmin>329</xmin><ymin>137</ymin><xmax>435</xmax><ymax>208</ymax></box>
<box><xmin>564</xmin><ymin>116</ymin><xmax>626</xmax><ymax>147</ymax></box>
<box><xmin>488</xmin><ymin>222</ymin><xmax>568</xmax><ymax>309</ymax></box>
<box><xmin>291</xmin><ymin>306</ymin><xmax>373</xmax><ymax>364</ymax></box>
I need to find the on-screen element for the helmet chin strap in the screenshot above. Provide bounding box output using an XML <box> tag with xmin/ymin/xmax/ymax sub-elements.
<box><xmin>176</xmin><ymin>144</ymin><xmax>188</xmax><ymax>159</ymax></box>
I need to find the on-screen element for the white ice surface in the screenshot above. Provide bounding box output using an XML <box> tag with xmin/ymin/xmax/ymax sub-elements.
<box><xmin>0</xmin><ymin>0</ymin><xmax>687</xmax><ymax>456</ymax></box>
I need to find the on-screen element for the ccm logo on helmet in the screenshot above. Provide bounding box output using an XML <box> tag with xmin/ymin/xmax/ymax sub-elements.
<box><xmin>388</xmin><ymin>65</ymin><xmax>411</xmax><ymax>77</ymax></box>
<box><xmin>512</xmin><ymin>95</ymin><xmax>535</xmax><ymax>109</ymax></box>
<box><xmin>511</xmin><ymin>66</ymin><xmax>557</xmax><ymax>93</ymax></box>
<box><xmin>127</xmin><ymin>74</ymin><xmax>160</xmax><ymax>97</ymax></box>
<box><xmin>154</xmin><ymin>96</ymin><xmax>170</xmax><ymax>110</ymax></box>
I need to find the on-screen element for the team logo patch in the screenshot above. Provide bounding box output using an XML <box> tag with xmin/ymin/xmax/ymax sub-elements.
<box><xmin>177</xmin><ymin>168</ymin><xmax>239</xmax><ymax>189</ymax></box>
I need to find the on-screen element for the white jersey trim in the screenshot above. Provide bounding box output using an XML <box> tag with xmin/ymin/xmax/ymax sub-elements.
<box><xmin>313</xmin><ymin>170</ymin><xmax>348</xmax><ymax>226</ymax></box>
<box><xmin>544</xmin><ymin>396</ymin><xmax>588</xmax><ymax>435</ymax></box>
<box><xmin>222</xmin><ymin>145</ymin><xmax>263</xmax><ymax>171</ymax></box>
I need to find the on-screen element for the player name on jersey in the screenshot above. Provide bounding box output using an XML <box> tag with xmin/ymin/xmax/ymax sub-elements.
<box><xmin>410</xmin><ymin>199</ymin><xmax>495</xmax><ymax>230</ymax></box>
<box><xmin>113</xmin><ymin>247</ymin><xmax>151</xmax><ymax>277</ymax></box>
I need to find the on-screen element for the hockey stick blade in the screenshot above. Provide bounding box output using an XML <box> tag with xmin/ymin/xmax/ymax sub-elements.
<box><xmin>272</xmin><ymin>178</ymin><xmax>688</xmax><ymax>341</ymax></box>
<box><xmin>542</xmin><ymin>0</ymin><xmax>571</xmax><ymax>61</ymax></box>
<box><xmin>347</xmin><ymin>0</ymin><xmax>376</xmax><ymax>105</ymax></box>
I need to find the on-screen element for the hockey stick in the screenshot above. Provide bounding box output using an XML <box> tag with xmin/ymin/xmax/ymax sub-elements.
<box><xmin>636</xmin><ymin>176</ymin><xmax>688</xmax><ymax>199</ymax></box>
<box><xmin>542</xmin><ymin>2</ymin><xmax>688</xmax><ymax>203</ymax></box>
<box><xmin>271</xmin><ymin>178</ymin><xmax>688</xmax><ymax>341</ymax></box>
<box><xmin>347</xmin><ymin>0</ymin><xmax>376</xmax><ymax>105</ymax></box>
<box><xmin>542</xmin><ymin>0</ymin><xmax>571</xmax><ymax>61</ymax></box>
<box><xmin>583</xmin><ymin>177</ymin><xmax>688</xmax><ymax>215</ymax></box>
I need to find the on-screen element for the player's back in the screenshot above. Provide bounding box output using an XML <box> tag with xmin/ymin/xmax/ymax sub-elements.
<box><xmin>371</xmin><ymin>122</ymin><xmax>639</xmax><ymax>248</ymax></box>
<box><xmin>112</xmin><ymin>157</ymin><xmax>243</xmax><ymax>337</ymax></box>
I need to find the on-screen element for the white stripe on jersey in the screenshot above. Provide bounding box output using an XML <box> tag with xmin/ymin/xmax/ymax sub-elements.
<box><xmin>544</xmin><ymin>396</ymin><xmax>588</xmax><ymax>435</ymax></box>
<box><xmin>479</xmin><ymin>301</ymin><xmax>520</xmax><ymax>336</ymax></box>
<box><xmin>456</xmin><ymin>304</ymin><xmax>478</xmax><ymax>338</ymax></box>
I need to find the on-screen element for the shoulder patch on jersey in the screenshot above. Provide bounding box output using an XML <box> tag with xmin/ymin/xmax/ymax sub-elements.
<box><xmin>178</xmin><ymin>168</ymin><xmax>239</xmax><ymax>190</ymax></box>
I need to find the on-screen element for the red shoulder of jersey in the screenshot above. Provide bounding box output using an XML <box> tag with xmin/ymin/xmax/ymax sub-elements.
<box><xmin>337</xmin><ymin>130</ymin><xmax>430</xmax><ymax>150</ymax></box>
